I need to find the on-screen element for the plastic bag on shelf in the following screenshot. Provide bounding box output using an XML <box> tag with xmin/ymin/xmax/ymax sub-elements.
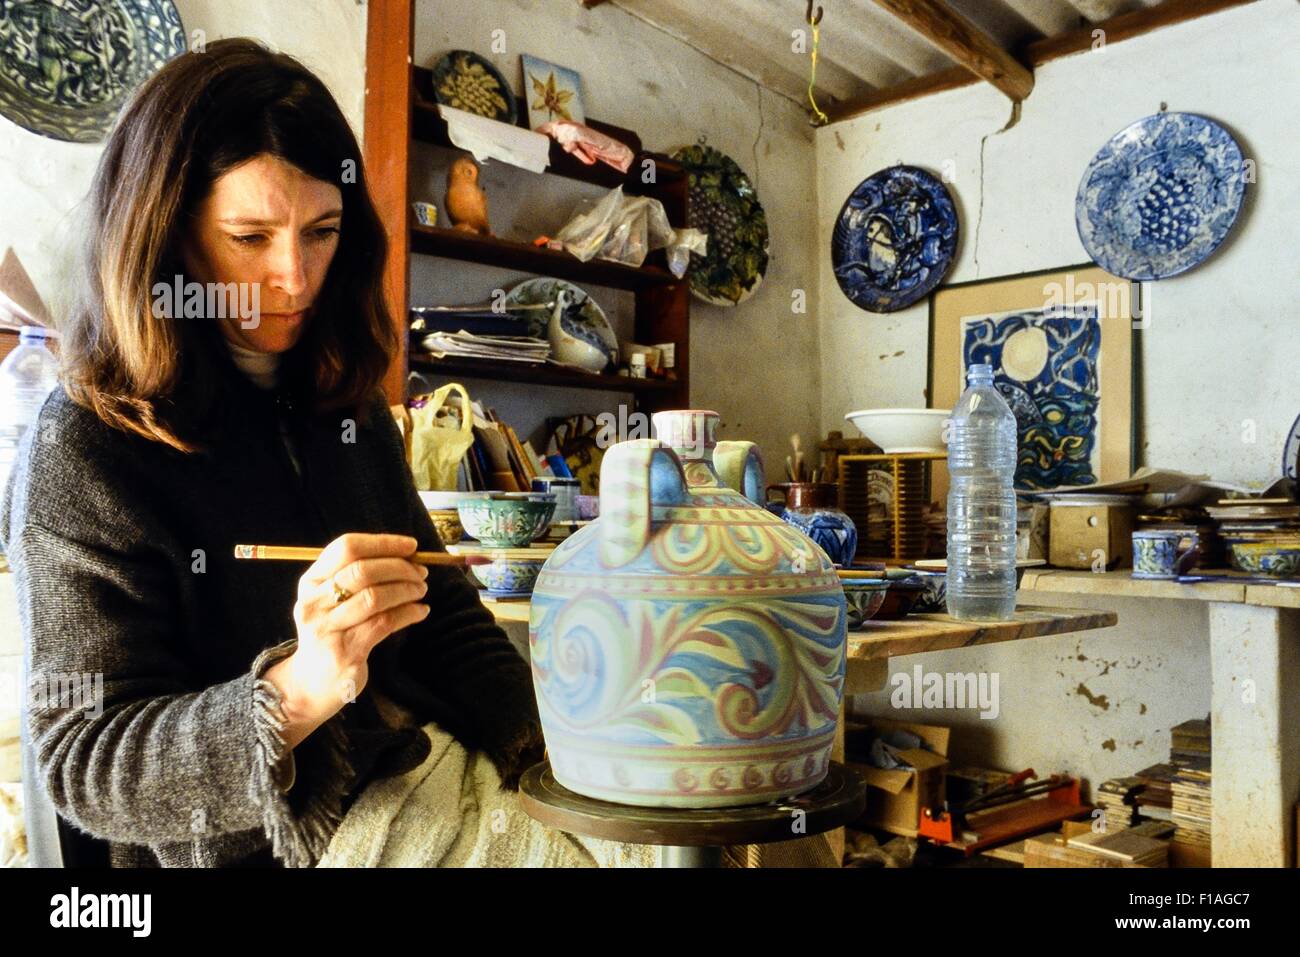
<box><xmin>553</xmin><ymin>186</ymin><xmax>706</xmax><ymax>275</ymax></box>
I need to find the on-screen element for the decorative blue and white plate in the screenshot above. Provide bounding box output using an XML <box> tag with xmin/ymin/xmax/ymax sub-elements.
<box><xmin>0</xmin><ymin>0</ymin><xmax>186</xmax><ymax>143</ymax></box>
<box><xmin>832</xmin><ymin>165</ymin><xmax>958</xmax><ymax>313</ymax></box>
<box><xmin>1283</xmin><ymin>411</ymin><xmax>1300</xmax><ymax>481</ymax></box>
<box><xmin>1075</xmin><ymin>113</ymin><xmax>1246</xmax><ymax>281</ymax></box>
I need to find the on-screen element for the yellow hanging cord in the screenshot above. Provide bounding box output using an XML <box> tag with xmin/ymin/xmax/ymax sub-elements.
<box><xmin>807</xmin><ymin>1</ymin><xmax>829</xmax><ymax>126</ymax></box>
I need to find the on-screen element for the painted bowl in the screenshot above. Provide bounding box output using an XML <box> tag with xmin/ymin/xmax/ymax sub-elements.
<box><xmin>907</xmin><ymin>569</ymin><xmax>947</xmax><ymax>612</ymax></box>
<box><xmin>472</xmin><ymin>555</ymin><xmax>548</xmax><ymax>595</ymax></box>
<box><xmin>1229</xmin><ymin>542</ymin><xmax>1300</xmax><ymax>578</ymax></box>
<box><xmin>458</xmin><ymin>493</ymin><xmax>557</xmax><ymax>547</ymax></box>
<box><xmin>843</xmin><ymin>408</ymin><xmax>951</xmax><ymax>454</ymax></box>
<box><xmin>873</xmin><ymin>575</ymin><xmax>927</xmax><ymax>620</ymax></box>
<box><xmin>841</xmin><ymin>579</ymin><xmax>890</xmax><ymax>629</ymax></box>
<box><xmin>428</xmin><ymin>509</ymin><xmax>464</xmax><ymax>545</ymax></box>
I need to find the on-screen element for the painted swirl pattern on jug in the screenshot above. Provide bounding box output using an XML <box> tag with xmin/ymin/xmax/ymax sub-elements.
<box><xmin>530</xmin><ymin>412</ymin><xmax>847</xmax><ymax>808</ymax></box>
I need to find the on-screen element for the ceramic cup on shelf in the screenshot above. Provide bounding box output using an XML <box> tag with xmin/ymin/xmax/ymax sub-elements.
<box><xmin>1132</xmin><ymin>529</ymin><xmax>1201</xmax><ymax>579</ymax></box>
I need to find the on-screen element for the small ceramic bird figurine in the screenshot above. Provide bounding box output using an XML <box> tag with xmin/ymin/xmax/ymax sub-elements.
<box><xmin>445</xmin><ymin>156</ymin><xmax>491</xmax><ymax>235</ymax></box>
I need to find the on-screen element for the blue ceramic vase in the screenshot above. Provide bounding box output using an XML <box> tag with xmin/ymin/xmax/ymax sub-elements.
<box><xmin>770</xmin><ymin>483</ymin><xmax>859</xmax><ymax>567</ymax></box>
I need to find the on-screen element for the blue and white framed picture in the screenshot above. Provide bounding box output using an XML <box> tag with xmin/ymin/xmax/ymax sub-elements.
<box><xmin>1076</xmin><ymin>112</ymin><xmax>1247</xmax><ymax>281</ymax></box>
<box><xmin>831</xmin><ymin>165</ymin><xmax>958</xmax><ymax>313</ymax></box>
<box><xmin>930</xmin><ymin>265</ymin><xmax>1135</xmax><ymax>498</ymax></box>
<box><xmin>520</xmin><ymin>54</ymin><xmax>585</xmax><ymax>130</ymax></box>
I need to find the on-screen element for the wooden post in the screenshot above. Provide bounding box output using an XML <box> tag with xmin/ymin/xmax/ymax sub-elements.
<box><xmin>363</xmin><ymin>0</ymin><xmax>415</xmax><ymax>406</ymax></box>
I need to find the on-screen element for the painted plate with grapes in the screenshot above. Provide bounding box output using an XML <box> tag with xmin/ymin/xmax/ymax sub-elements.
<box><xmin>1075</xmin><ymin>113</ymin><xmax>1246</xmax><ymax>281</ymax></box>
<box><xmin>671</xmin><ymin>143</ymin><xmax>769</xmax><ymax>307</ymax></box>
<box><xmin>430</xmin><ymin>50</ymin><xmax>517</xmax><ymax>124</ymax></box>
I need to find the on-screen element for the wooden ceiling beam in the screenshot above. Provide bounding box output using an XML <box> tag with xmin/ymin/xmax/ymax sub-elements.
<box><xmin>830</xmin><ymin>0</ymin><xmax>1258</xmax><ymax>123</ymax></box>
<box><xmin>871</xmin><ymin>0</ymin><xmax>1035</xmax><ymax>101</ymax></box>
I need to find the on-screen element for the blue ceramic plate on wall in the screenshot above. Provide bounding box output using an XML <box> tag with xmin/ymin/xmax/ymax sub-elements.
<box><xmin>1075</xmin><ymin>113</ymin><xmax>1246</xmax><ymax>281</ymax></box>
<box><xmin>0</xmin><ymin>0</ymin><xmax>186</xmax><ymax>143</ymax></box>
<box><xmin>1283</xmin><ymin>411</ymin><xmax>1300</xmax><ymax>481</ymax></box>
<box><xmin>832</xmin><ymin>165</ymin><xmax>958</xmax><ymax>313</ymax></box>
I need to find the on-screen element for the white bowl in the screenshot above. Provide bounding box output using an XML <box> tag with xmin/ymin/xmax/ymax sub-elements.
<box><xmin>418</xmin><ymin>490</ymin><xmax>491</xmax><ymax>511</ymax></box>
<box><xmin>844</xmin><ymin>408</ymin><xmax>951</xmax><ymax>454</ymax></box>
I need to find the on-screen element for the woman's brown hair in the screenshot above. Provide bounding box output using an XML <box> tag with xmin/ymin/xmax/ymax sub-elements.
<box><xmin>62</xmin><ymin>37</ymin><xmax>395</xmax><ymax>452</ymax></box>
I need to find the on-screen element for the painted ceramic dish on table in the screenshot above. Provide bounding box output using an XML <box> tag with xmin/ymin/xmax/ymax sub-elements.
<box><xmin>427</xmin><ymin>509</ymin><xmax>464</xmax><ymax>545</ymax></box>
<box><xmin>832</xmin><ymin>165</ymin><xmax>958</xmax><ymax>313</ymax></box>
<box><xmin>457</xmin><ymin>493</ymin><xmax>556</xmax><ymax>547</ymax></box>
<box><xmin>1228</xmin><ymin>541</ymin><xmax>1300</xmax><ymax>578</ymax></box>
<box><xmin>451</xmin><ymin>545</ymin><xmax>554</xmax><ymax>596</ymax></box>
<box><xmin>0</xmin><ymin>0</ymin><xmax>186</xmax><ymax>143</ymax></box>
<box><xmin>429</xmin><ymin>49</ymin><xmax>517</xmax><ymax>123</ymax></box>
<box><xmin>842</xmin><ymin>579</ymin><xmax>890</xmax><ymax>629</ymax></box>
<box><xmin>530</xmin><ymin>410</ymin><xmax>846</xmax><ymax>808</ymax></box>
<box><xmin>671</xmin><ymin>144</ymin><xmax>769</xmax><ymax>306</ymax></box>
<box><xmin>1075</xmin><ymin>112</ymin><xmax>1246</xmax><ymax>280</ymax></box>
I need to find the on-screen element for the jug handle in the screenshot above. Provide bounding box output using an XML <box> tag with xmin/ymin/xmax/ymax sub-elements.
<box><xmin>714</xmin><ymin>441</ymin><xmax>765</xmax><ymax>504</ymax></box>
<box><xmin>599</xmin><ymin>439</ymin><xmax>688</xmax><ymax>567</ymax></box>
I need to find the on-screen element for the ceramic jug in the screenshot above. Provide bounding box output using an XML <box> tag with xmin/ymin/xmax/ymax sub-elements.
<box><xmin>529</xmin><ymin>410</ymin><xmax>847</xmax><ymax>808</ymax></box>
<box><xmin>768</xmin><ymin>482</ymin><xmax>859</xmax><ymax>567</ymax></box>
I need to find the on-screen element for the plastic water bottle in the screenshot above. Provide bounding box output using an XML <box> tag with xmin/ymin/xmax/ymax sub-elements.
<box><xmin>0</xmin><ymin>326</ymin><xmax>61</xmax><ymax>499</ymax></box>
<box><xmin>946</xmin><ymin>363</ymin><xmax>1018</xmax><ymax>621</ymax></box>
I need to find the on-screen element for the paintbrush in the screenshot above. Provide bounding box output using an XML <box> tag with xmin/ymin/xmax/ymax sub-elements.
<box><xmin>234</xmin><ymin>545</ymin><xmax>489</xmax><ymax>566</ymax></box>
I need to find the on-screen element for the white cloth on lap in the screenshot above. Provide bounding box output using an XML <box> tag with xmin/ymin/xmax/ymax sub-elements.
<box><xmin>316</xmin><ymin>722</ymin><xmax>655</xmax><ymax>868</ymax></box>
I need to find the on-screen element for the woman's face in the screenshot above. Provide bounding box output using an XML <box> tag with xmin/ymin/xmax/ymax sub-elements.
<box><xmin>181</xmin><ymin>153</ymin><xmax>342</xmax><ymax>353</ymax></box>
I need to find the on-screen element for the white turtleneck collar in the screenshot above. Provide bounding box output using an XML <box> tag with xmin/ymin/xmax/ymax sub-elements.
<box><xmin>224</xmin><ymin>337</ymin><xmax>280</xmax><ymax>390</ymax></box>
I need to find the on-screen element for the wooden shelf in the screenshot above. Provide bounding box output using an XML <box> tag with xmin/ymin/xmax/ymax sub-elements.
<box><xmin>409</xmin><ymin>352</ymin><xmax>678</xmax><ymax>394</ymax></box>
<box><xmin>364</xmin><ymin>3</ymin><xmax>689</xmax><ymax>412</ymax></box>
<box><xmin>411</xmin><ymin>68</ymin><xmax>687</xmax><ymax>193</ymax></box>
<box><xmin>1020</xmin><ymin>567</ymin><xmax>1300</xmax><ymax>608</ymax></box>
<box><xmin>410</xmin><ymin>224</ymin><xmax>679</xmax><ymax>291</ymax></box>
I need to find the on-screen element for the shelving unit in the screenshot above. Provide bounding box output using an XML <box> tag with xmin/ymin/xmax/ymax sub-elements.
<box><xmin>363</xmin><ymin>1</ymin><xmax>690</xmax><ymax>412</ymax></box>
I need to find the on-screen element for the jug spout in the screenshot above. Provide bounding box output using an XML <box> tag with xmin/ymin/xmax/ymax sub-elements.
<box><xmin>650</xmin><ymin>409</ymin><xmax>719</xmax><ymax>463</ymax></box>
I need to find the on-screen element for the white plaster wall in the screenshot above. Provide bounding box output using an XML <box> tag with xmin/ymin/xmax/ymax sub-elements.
<box><xmin>820</xmin><ymin>0</ymin><xmax>1299</xmax><ymax>790</ymax></box>
<box><xmin>816</xmin><ymin>0</ymin><xmax>1300</xmax><ymax>486</ymax></box>
<box><xmin>414</xmin><ymin>0</ymin><xmax>820</xmax><ymax>472</ymax></box>
<box><xmin>0</xmin><ymin>0</ymin><xmax>367</xmax><ymax>324</ymax></box>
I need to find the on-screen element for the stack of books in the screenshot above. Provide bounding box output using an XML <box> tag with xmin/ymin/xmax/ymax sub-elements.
<box><xmin>1171</xmin><ymin>767</ymin><xmax>1212</xmax><ymax>849</ymax></box>
<box><xmin>1133</xmin><ymin>762</ymin><xmax>1176</xmax><ymax>821</ymax></box>
<box><xmin>1066</xmin><ymin>828</ymin><xmax>1169</xmax><ymax>866</ymax></box>
<box><xmin>1096</xmin><ymin>776</ymin><xmax>1145</xmax><ymax>832</ymax></box>
<box><xmin>1169</xmin><ymin>717</ymin><xmax>1212</xmax><ymax>851</ymax></box>
<box><xmin>456</xmin><ymin>401</ymin><xmax>546</xmax><ymax>492</ymax></box>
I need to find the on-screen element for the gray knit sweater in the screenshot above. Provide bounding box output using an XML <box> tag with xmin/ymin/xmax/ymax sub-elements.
<box><xmin>0</xmin><ymin>346</ymin><xmax>544</xmax><ymax>867</ymax></box>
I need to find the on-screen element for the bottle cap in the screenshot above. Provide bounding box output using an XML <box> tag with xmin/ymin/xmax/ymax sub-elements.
<box><xmin>967</xmin><ymin>363</ymin><xmax>994</xmax><ymax>380</ymax></box>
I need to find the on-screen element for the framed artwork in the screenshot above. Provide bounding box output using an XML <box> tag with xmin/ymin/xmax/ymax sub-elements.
<box><xmin>929</xmin><ymin>264</ymin><xmax>1135</xmax><ymax>500</ymax></box>
<box><xmin>520</xmin><ymin>54</ymin><xmax>585</xmax><ymax>130</ymax></box>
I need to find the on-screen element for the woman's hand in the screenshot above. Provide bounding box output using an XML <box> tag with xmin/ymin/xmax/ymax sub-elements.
<box><xmin>262</xmin><ymin>533</ymin><xmax>430</xmax><ymax>747</ymax></box>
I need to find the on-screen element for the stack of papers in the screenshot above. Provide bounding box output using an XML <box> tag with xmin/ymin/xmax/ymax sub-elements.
<box><xmin>421</xmin><ymin>330</ymin><xmax>550</xmax><ymax>364</ymax></box>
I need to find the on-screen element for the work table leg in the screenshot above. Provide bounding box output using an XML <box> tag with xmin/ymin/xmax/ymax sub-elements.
<box><xmin>1208</xmin><ymin>603</ymin><xmax>1300</xmax><ymax>867</ymax></box>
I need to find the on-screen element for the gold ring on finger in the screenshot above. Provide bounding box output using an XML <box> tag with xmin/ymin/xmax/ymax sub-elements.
<box><xmin>331</xmin><ymin>580</ymin><xmax>353</xmax><ymax>604</ymax></box>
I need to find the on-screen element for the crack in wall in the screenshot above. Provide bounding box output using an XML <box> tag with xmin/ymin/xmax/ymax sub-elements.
<box><xmin>973</xmin><ymin>99</ymin><xmax>1022</xmax><ymax>278</ymax></box>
